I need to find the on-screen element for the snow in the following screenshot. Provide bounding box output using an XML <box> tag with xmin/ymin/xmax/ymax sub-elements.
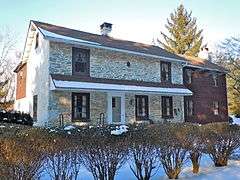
<box><xmin>49</xmin><ymin>129</ymin><xmax>57</xmax><ymax>133</ymax></box>
<box><xmin>111</xmin><ymin>125</ymin><xmax>129</xmax><ymax>135</ymax></box>
<box><xmin>63</xmin><ymin>125</ymin><xmax>76</xmax><ymax>131</ymax></box>
<box><xmin>39</xmin><ymin>28</ymin><xmax>101</xmax><ymax>46</ymax></box>
<box><xmin>231</xmin><ymin>115</ymin><xmax>240</xmax><ymax>125</ymax></box>
<box><xmin>52</xmin><ymin>80</ymin><xmax>192</xmax><ymax>96</ymax></box>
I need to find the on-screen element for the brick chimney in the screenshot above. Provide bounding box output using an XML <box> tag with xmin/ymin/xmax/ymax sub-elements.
<box><xmin>100</xmin><ymin>22</ymin><xmax>112</xmax><ymax>36</ymax></box>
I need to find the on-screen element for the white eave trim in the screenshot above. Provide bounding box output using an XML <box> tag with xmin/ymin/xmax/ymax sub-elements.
<box><xmin>50</xmin><ymin>79</ymin><xmax>193</xmax><ymax>96</ymax></box>
<box><xmin>37</xmin><ymin>28</ymin><xmax>187</xmax><ymax>63</ymax></box>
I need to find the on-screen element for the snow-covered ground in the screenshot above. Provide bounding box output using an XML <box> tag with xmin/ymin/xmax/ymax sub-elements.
<box><xmin>41</xmin><ymin>155</ymin><xmax>240</xmax><ymax>180</ymax></box>
<box><xmin>232</xmin><ymin>115</ymin><xmax>240</xmax><ymax>125</ymax></box>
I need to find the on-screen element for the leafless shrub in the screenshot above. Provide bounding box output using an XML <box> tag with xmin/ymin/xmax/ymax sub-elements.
<box><xmin>45</xmin><ymin>146</ymin><xmax>81</xmax><ymax>180</ymax></box>
<box><xmin>149</xmin><ymin>123</ymin><xmax>189</xmax><ymax>179</ymax></box>
<box><xmin>184</xmin><ymin>124</ymin><xmax>204</xmax><ymax>174</ymax></box>
<box><xmin>128</xmin><ymin>128</ymin><xmax>159</xmax><ymax>180</ymax></box>
<box><xmin>0</xmin><ymin>131</ymin><xmax>46</xmax><ymax>179</ymax></box>
<box><xmin>202</xmin><ymin>123</ymin><xmax>240</xmax><ymax>167</ymax></box>
<box><xmin>80</xmin><ymin>130</ymin><xmax>129</xmax><ymax>180</ymax></box>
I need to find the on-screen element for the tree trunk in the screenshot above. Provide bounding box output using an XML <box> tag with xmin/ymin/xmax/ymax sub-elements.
<box><xmin>167</xmin><ymin>169</ymin><xmax>180</xmax><ymax>179</ymax></box>
<box><xmin>215</xmin><ymin>157</ymin><xmax>228</xmax><ymax>167</ymax></box>
<box><xmin>190</xmin><ymin>152</ymin><xmax>201</xmax><ymax>174</ymax></box>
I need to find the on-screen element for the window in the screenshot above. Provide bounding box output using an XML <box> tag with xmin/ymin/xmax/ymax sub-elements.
<box><xmin>72</xmin><ymin>93</ymin><xmax>90</xmax><ymax>121</ymax></box>
<box><xmin>162</xmin><ymin>96</ymin><xmax>173</xmax><ymax>118</ymax></box>
<box><xmin>72</xmin><ymin>47</ymin><xmax>90</xmax><ymax>75</ymax></box>
<box><xmin>135</xmin><ymin>95</ymin><xmax>149</xmax><ymax>120</ymax></box>
<box><xmin>186</xmin><ymin>99</ymin><xmax>193</xmax><ymax>116</ymax></box>
<box><xmin>112</xmin><ymin>97</ymin><xmax>116</xmax><ymax>108</ymax></box>
<box><xmin>161</xmin><ymin>62</ymin><xmax>171</xmax><ymax>83</ymax></box>
<box><xmin>33</xmin><ymin>95</ymin><xmax>38</xmax><ymax>121</ymax></box>
<box><xmin>186</xmin><ymin>70</ymin><xmax>192</xmax><ymax>84</ymax></box>
<box><xmin>213</xmin><ymin>101</ymin><xmax>219</xmax><ymax>115</ymax></box>
<box><xmin>35</xmin><ymin>33</ymin><xmax>39</xmax><ymax>49</ymax></box>
<box><xmin>213</xmin><ymin>74</ymin><xmax>218</xmax><ymax>87</ymax></box>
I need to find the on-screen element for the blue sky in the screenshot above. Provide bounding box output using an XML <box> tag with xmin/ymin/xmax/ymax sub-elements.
<box><xmin>1</xmin><ymin>0</ymin><xmax>240</xmax><ymax>50</ymax></box>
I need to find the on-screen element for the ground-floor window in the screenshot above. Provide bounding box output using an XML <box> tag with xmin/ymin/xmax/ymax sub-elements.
<box><xmin>33</xmin><ymin>95</ymin><xmax>38</xmax><ymax>121</ymax></box>
<box><xmin>162</xmin><ymin>96</ymin><xmax>173</xmax><ymax>118</ymax></box>
<box><xmin>186</xmin><ymin>99</ymin><xmax>194</xmax><ymax>117</ymax></box>
<box><xmin>135</xmin><ymin>95</ymin><xmax>149</xmax><ymax>120</ymax></box>
<box><xmin>213</xmin><ymin>101</ymin><xmax>219</xmax><ymax>115</ymax></box>
<box><xmin>72</xmin><ymin>93</ymin><xmax>90</xmax><ymax>121</ymax></box>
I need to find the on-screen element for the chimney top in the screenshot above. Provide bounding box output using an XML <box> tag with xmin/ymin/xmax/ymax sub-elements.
<box><xmin>198</xmin><ymin>47</ymin><xmax>209</xmax><ymax>60</ymax></box>
<box><xmin>100</xmin><ymin>22</ymin><xmax>112</xmax><ymax>36</ymax></box>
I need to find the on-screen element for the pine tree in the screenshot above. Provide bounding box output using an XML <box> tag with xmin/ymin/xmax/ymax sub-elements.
<box><xmin>158</xmin><ymin>4</ymin><xmax>203</xmax><ymax>56</ymax></box>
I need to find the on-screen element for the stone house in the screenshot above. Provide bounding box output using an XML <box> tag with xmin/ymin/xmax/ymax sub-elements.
<box><xmin>14</xmin><ymin>21</ymin><xmax>228</xmax><ymax>126</ymax></box>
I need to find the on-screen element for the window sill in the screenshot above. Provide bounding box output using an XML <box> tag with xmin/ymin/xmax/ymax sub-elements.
<box><xmin>136</xmin><ymin>117</ymin><xmax>150</xmax><ymax>121</ymax></box>
<box><xmin>162</xmin><ymin>116</ymin><xmax>174</xmax><ymax>119</ymax></box>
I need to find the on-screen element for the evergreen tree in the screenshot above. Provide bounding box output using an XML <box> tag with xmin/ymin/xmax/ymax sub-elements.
<box><xmin>213</xmin><ymin>37</ymin><xmax>240</xmax><ymax>116</ymax></box>
<box><xmin>158</xmin><ymin>4</ymin><xmax>203</xmax><ymax>56</ymax></box>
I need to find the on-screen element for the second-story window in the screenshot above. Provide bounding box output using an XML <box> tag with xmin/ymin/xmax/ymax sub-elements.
<box><xmin>161</xmin><ymin>62</ymin><xmax>171</xmax><ymax>83</ymax></box>
<box><xmin>72</xmin><ymin>47</ymin><xmax>90</xmax><ymax>76</ymax></box>
<box><xmin>35</xmin><ymin>33</ymin><xmax>39</xmax><ymax>49</ymax></box>
<box><xmin>213</xmin><ymin>74</ymin><xmax>218</xmax><ymax>87</ymax></box>
<box><xmin>213</xmin><ymin>101</ymin><xmax>219</xmax><ymax>115</ymax></box>
<box><xmin>186</xmin><ymin>70</ymin><xmax>192</xmax><ymax>84</ymax></box>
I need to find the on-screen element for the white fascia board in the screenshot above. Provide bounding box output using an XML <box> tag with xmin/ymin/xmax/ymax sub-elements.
<box><xmin>38</xmin><ymin>28</ymin><xmax>187</xmax><ymax>63</ymax></box>
<box><xmin>51</xmin><ymin>80</ymin><xmax>193</xmax><ymax>96</ymax></box>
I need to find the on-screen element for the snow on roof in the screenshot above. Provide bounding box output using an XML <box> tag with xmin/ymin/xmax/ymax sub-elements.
<box><xmin>51</xmin><ymin>79</ymin><xmax>193</xmax><ymax>96</ymax></box>
<box><xmin>39</xmin><ymin>28</ymin><xmax>101</xmax><ymax>46</ymax></box>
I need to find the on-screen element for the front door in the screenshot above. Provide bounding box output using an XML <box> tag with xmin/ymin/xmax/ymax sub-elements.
<box><xmin>107</xmin><ymin>93</ymin><xmax>125</xmax><ymax>124</ymax></box>
<box><xmin>112</xmin><ymin>97</ymin><xmax>121</xmax><ymax>123</ymax></box>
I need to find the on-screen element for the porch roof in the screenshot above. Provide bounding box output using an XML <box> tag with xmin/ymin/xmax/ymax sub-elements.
<box><xmin>50</xmin><ymin>74</ymin><xmax>192</xmax><ymax>96</ymax></box>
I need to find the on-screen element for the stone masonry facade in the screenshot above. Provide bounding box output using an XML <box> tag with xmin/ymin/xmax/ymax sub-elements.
<box><xmin>47</xmin><ymin>42</ymin><xmax>185</xmax><ymax>126</ymax></box>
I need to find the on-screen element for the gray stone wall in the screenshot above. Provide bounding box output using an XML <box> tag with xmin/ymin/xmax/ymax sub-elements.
<box><xmin>90</xmin><ymin>92</ymin><xmax>107</xmax><ymax>124</ymax></box>
<box><xmin>47</xmin><ymin>90</ymin><xmax>184</xmax><ymax>126</ymax></box>
<box><xmin>48</xmin><ymin>91</ymin><xmax>108</xmax><ymax>126</ymax></box>
<box><xmin>48</xmin><ymin>42</ymin><xmax>183</xmax><ymax>84</ymax></box>
<box><xmin>125</xmin><ymin>93</ymin><xmax>136</xmax><ymax>123</ymax></box>
<box><xmin>49</xmin><ymin>42</ymin><xmax>72</xmax><ymax>75</ymax></box>
<box><xmin>126</xmin><ymin>94</ymin><xmax>184</xmax><ymax>123</ymax></box>
<box><xmin>172</xmin><ymin>62</ymin><xmax>183</xmax><ymax>84</ymax></box>
<box><xmin>48</xmin><ymin>91</ymin><xmax>72</xmax><ymax>126</ymax></box>
<box><xmin>90</xmin><ymin>49</ymin><xmax>161</xmax><ymax>82</ymax></box>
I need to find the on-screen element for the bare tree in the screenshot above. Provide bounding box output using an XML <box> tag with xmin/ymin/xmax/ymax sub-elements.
<box><xmin>0</xmin><ymin>26</ymin><xmax>19</xmax><ymax>109</ymax></box>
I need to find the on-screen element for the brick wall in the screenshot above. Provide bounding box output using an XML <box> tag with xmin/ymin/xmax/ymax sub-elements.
<box><xmin>16</xmin><ymin>63</ymin><xmax>27</xmax><ymax>100</ymax></box>
<box><xmin>183</xmin><ymin>67</ymin><xmax>228</xmax><ymax>124</ymax></box>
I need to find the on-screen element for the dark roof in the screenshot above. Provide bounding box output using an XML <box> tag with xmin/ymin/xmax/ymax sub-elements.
<box><xmin>182</xmin><ymin>56</ymin><xmax>227</xmax><ymax>73</ymax></box>
<box><xmin>32</xmin><ymin>20</ymin><xmax>187</xmax><ymax>62</ymax></box>
<box><xmin>51</xmin><ymin>74</ymin><xmax>187</xmax><ymax>89</ymax></box>
<box><xmin>31</xmin><ymin>21</ymin><xmax>226</xmax><ymax>73</ymax></box>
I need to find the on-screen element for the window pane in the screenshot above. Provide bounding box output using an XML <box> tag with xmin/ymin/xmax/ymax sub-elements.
<box><xmin>136</xmin><ymin>96</ymin><xmax>148</xmax><ymax>119</ymax></box>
